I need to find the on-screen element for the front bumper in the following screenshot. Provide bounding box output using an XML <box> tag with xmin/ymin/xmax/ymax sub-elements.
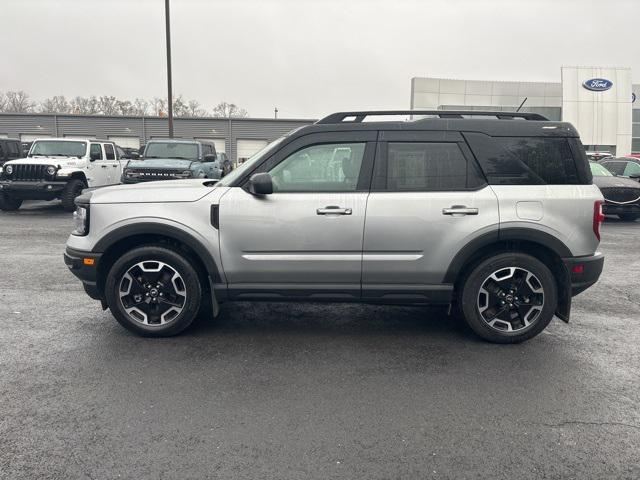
<box><xmin>602</xmin><ymin>202</ymin><xmax>640</xmax><ymax>215</ymax></box>
<box><xmin>64</xmin><ymin>247</ymin><xmax>103</xmax><ymax>300</ymax></box>
<box><xmin>0</xmin><ymin>180</ymin><xmax>67</xmax><ymax>198</ymax></box>
<box><xmin>563</xmin><ymin>252</ymin><xmax>604</xmax><ymax>296</ymax></box>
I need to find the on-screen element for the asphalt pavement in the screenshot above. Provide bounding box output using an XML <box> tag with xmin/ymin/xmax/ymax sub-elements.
<box><xmin>1</xmin><ymin>201</ymin><xmax>639</xmax><ymax>480</ymax></box>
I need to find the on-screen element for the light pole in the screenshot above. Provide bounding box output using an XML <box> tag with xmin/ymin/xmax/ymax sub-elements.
<box><xmin>165</xmin><ymin>0</ymin><xmax>174</xmax><ymax>138</ymax></box>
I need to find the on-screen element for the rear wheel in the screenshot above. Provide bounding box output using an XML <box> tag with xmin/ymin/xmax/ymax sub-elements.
<box><xmin>61</xmin><ymin>179</ymin><xmax>85</xmax><ymax>212</ymax></box>
<box><xmin>105</xmin><ymin>245</ymin><xmax>202</xmax><ymax>337</ymax></box>
<box><xmin>618</xmin><ymin>213</ymin><xmax>639</xmax><ymax>222</ymax></box>
<box><xmin>460</xmin><ymin>253</ymin><xmax>557</xmax><ymax>343</ymax></box>
<box><xmin>0</xmin><ymin>192</ymin><xmax>22</xmax><ymax>211</ymax></box>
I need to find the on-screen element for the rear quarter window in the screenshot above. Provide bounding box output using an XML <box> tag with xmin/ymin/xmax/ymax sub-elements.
<box><xmin>464</xmin><ymin>133</ymin><xmax>585</xmax><ymax>185</ymax></box>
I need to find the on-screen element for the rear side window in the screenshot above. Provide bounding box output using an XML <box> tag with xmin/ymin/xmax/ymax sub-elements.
<box><xmin>104</xmin><ymin>144</ymin><xmax>115</xmax><ymax>160</ymax></box>
<box><xmin>6</xmin><ymin>142</ymin><xmax>20</xmax><ymax>158</ymax></box>
<box><xmin>373</xmin><ymin>142</ymin><xmax>485</xmax><ymax>191</ymax></box>
<box><xmin>601</xmin><ymin>161</ymin><xmax>627</xmax><ymax>176</ymax></box>
<box><xmin>465</xmin><ymin>133</ymin><xmax>583</xmax><ymax>185</ymax></box>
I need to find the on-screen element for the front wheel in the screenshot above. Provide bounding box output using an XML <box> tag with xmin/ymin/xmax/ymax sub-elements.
<box><xmin>618</xmin><ymin>213</ymin><xmax>639</xmax><ymax>222</ymax></box>
<box><xmin>104</xmin><ymin>246</ymin><xmax>203</xmax><ymax>337</ymax></box>
<box><xmin>460</xmin><ymin>253</ymin><xmax>557</xmax><ymax>343</ymax></box>
<box><xmin>61</xmin><ymin>179</ymin><xmax>85</xmax><ymax>212</ymax></box>
<box><xmin>0</xmin><ymin>192</ymin><xmax>22</xmax><ymax>211</ymax></box>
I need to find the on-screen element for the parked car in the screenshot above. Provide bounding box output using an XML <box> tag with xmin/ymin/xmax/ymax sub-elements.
<box><xmin>0</xmin><ymin>138</ymin><xmax>123</xmax><ymax>212</ymax></box>
<box><xmin>118</xmin><ymin>147</ymin><xmax>141</xmax><ymax>160</ymax></box>
<box><xmin>65</xmin><ymin>110</ymin><xmax>604</xmax><ymax>343</ymax></box>
<box><xmin>0</xmin><ymin>138</ymin><xmax>24</xmax><ymax>166</ymax></box>
<box><xmin>598</xmin><ymin>156</ymin><xmax>640</xmax><ymax>182</ymax></box>
<box><xmin>590</xmin><ymin>161</ymin><xmax>640</xmax><ymax>221</ymax></box>
<box><xmin>121</xmin><ymin>139</ymin><xmax>223</xmax><ymax>183</ymax></box>
<box><xmin>218</xmin><ymin>152</ymin><xmax>232</xmax><ymax>176</ymax></box>
<box><xmin>586</xmin><ymin>151</ymin><xmax>612</xmax><ymax>161</ymax></box>
<box><xmin>21</xmin><ymin>141</ymin><xmax>33</xmax><ymax>153</ymax></box>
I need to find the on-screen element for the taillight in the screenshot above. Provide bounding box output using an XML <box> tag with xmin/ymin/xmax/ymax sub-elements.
<box><xmin>593</xmin><ymin>200</ymin><xmax>605</xmax><ymax>241</ymax></box>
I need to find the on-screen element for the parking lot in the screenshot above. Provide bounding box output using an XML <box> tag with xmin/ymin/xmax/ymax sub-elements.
<box><xmin>0</xmin><ymin>201</ymin><xmax>638</xmax><ymax>479</ymax></box>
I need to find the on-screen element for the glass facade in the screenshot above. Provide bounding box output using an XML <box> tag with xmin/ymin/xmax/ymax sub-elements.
<box><xmin>633</xmin><ymin>108</ymin><xmax>640</xmax><ymax>153</ymax></box>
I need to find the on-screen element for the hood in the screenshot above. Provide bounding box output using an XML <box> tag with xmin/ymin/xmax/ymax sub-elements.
<box><xmin>125</xmin><ymin>158</ymin><xmax>196</xmax><ymax>170</ymax></box>
<box><xmin>4</xmin><ymin>156</ymin><xmax>88</xmax><ymax>168</ymax></box>
<box><xmin>88</xmin><ymin>179</ymin><xmax>218</xmax><ymax>204</ymax></box>
<box><xmin>592</xmin><ymin>175</ymin><xmax>640</xmax><ymax>189</ymax></box>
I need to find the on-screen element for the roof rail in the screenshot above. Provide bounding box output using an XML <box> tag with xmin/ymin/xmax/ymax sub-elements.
<box><xmin>316</xmin><ymin>110</ymin><xmax>549</xmax><ymax>124</ymax></box>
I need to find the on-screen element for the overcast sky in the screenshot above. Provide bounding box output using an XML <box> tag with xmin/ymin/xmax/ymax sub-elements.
<box><xmin>2</xmin><ymin>0</ymin><xmax>639</xmax><ymax>119</ymax></box>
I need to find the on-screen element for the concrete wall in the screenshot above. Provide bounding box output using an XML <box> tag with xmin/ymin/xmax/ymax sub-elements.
<box><xmin>561</xmin><ymin>66</ymin><xmax>632</xmax><ymax>155</ymax></box>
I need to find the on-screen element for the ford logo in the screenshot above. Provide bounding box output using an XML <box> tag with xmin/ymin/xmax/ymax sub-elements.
<box><xmin>582</xmin><ymin>78</ymin><xmax>613</xmax><ymax>91</ymax></box>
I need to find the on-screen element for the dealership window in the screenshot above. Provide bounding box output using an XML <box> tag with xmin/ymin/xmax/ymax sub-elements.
<box><xmin>633</xmin><ymin>109</ymin><xmax>640</xmax><ymax>122</ymax></box>
<box><xmin>632</xmin><ymin>138</ymin><xmax>640</xmax><ymax>153</ymax></box>
<box><xmin>268</xmin><ymin>143</ymin><xmax>365</xmax><ymax>192</ymax></box>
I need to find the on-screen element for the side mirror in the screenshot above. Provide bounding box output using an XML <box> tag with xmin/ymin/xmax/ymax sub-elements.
<box><xmin>629</xmin><ymin>173</ymin><xmax>640</xmax><ymax>180</ymax></box>
<box><xmin>204</xmin><ymin>154</ymin><xmax>217</xmax><ymax>162</ymax></box>
<box><xmin>248</xmin><ymin>172</ymin><xmax>273</xmax><ymax>195</ymax></box>
<box><xmin>130</xmin><ymin>152</ymin><xmax>140</xmax><ymax>160</ymax></box>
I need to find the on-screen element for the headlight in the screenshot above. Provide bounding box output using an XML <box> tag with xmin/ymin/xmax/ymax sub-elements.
<box><xmin>72</xmin><ymin>205</ymin><xmax>89</xmax><ymax>236</ymax></box>
<box><xmin>124</xmin><ymin>169</ymin><xmax>137</xmax><ymax>177</ymax></box>
<box><xmin>5</xmin><ymin>165</ymin><xmax>13</xmax><ymax>175</ymax></box>
<box><xmin>175</xmin><ymin>170</ymin><xmax>193</xmax><ymax>179</ymax></box>
<box><xmin>46</xmin><ymin>166</ymin><xmax>56</xmax><ymax>176</ymax></box>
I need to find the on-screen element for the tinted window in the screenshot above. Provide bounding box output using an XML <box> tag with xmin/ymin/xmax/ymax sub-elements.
<box><xmin>600</xmin><ymin>161</ymin><xmax>627</xmax><ymax>176</ymax></box>
<box><xmin>377</xmin><ymin>142</ymin><xmax>470</xmax><ymax>191</ymax></box>
<box><xmin>104</xmin><ymin>144</ymin><xmax>115</xmax><ymax>160</ymax></box>
<box><xmin>0</xmin><ymin>144</ymin><xmax>4</xmax><ymax>159</ymax></box>
<box><xmin>269</xmin><ymin>143</ymin><xmax>365</xmax><ymax>192</ymax></box>
<box><xmin>90</xmin><ymin>144</ymin><xmax>103</xmax><ymax>160</ymax></box>
<box><xmin>465</xmin><ymin>133</ymin><xmax>581</xmax><ymax>185</ymax></box>
<box><xmin>6</xmin><ymin>142</ymin><xmax>20</xmax><ymax>158</ymax></box>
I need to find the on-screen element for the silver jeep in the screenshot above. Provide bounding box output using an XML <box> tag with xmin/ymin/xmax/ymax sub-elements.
<box><xmin>64</xmin><ymin>110</ymin><xmax>605</xmax><ymax>343</ymax></box>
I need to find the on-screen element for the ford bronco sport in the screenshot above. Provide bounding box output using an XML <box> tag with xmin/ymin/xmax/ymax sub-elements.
<box><xmin>0</xmin><ymin>138</ymin><xmax>122</xmax><ymax>211</ymax></box>
<box><xmin>64</xmin><ymin>111</ymin><xmax>605</xmax><ymax>343</ymax></box>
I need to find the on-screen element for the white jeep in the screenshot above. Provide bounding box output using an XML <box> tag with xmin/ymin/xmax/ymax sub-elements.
<box><xmin>0</xmin><ymin>138</ymin><xmax>124</xmax><ymax>212</ymax></box>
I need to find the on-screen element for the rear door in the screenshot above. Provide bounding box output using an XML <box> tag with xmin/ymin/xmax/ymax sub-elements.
<box><xmin>87</xmin><ymin>143</ymin><xmax>109</xmax><ymax>187</ymax></box>
<box><xmin>103</xmin><ymin>143</ymin><xmax>120</xmax><ymax>184</ymax></box>
<box><xmin>362</xmin><ymin>130</ymin><xmax>499</xmax><ymax>301</ymax></box>
<box><xmin>218</xmin><ymin>131</ymin><xmax>376</xmax><ymax>299</ymax></box>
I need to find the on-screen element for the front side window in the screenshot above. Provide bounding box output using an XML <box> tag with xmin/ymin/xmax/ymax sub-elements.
<box><xmin>144</xmin><ymin>142</ymin><xmax>199</xmax><ymax>160</ymax></box>
<box><xmin>29</xmin><ymin>140</ymin><xmax>87</xmax><ymax>158</ymax></box>
<box><xmin>104</xmin><ymin>144</ymin><xmax>115</xmax><ymax>160</ymax></box>
<box><xmin>90</xmin><ymin>144</ymin><xmax>103</xmax><ymax>160</ymax></box>
<box><xmin>380</xmin><ymin>142</ymin><xmax>469</xmax><ymax>191</ymax></box>
<box><xmin>269</xmin><ymin>143</ymin><xmax>365</xmax><ymax>192</ymax></box>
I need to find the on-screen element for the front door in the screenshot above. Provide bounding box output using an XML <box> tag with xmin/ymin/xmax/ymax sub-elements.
<box><xmin>361</xmin><ymin>130</ymin><xmax>499</xmax><ymax>301</ymax></box>
<box><xmin>218</xmin><ymin>132</ymin><xmax>376</xmax><ymax>299</ymax></box>
<box><xmin>86</xmin><ymin>143</ymin><xmax>109</xmax><ymax>187</ymax></box>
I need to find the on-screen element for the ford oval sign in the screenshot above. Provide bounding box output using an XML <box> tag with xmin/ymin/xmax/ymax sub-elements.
<box><xmin>582</xmin><ymin>78</ymin><xmax>613</xmax><ymax>92</ymax></box>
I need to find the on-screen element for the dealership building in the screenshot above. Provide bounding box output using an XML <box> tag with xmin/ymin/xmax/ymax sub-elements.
<box><xmin>0</xmin><ymin>114</ymin><xmax>314</xmax><ymax>163</ymax></box>
<box><xmin>411</xmin><ymin>66</ymin><xmax>640</xmax><ymax>155</ymax></box>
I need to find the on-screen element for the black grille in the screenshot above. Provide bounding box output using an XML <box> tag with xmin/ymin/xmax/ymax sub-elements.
<box><xmin>601</xmin><ymin>187</ymin><xmax>640</xmax><ymax>204</ymax></box>
<box><xmin>12</xmin><ymin>164</ymin><xmax>51</xmax><ymax>181</ymax></box>
<box><xmin>127</xmin><ymin>169</ymin><xmax>184</xmax><ymax>181</ymax></box>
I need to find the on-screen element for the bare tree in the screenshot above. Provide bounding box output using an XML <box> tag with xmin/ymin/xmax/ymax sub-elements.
<box><xmin>172</xmin><ymin>95</ymin><xmax>189</xmax><ymax>117</ymax></box>
<box><xmin>0</xmin><ymin>92</ymin><xmax>7</xmax><ymax>112</ymax></box>
<box><xmin>70</xmin><ymin>96</ymin><xmax>100</xmax><ymax>115</ymax></box>
<box><xmin>97</xmin><ymin>95</ymin><xmax>120</xmax><ymax>115</ymax></box>
<box><xmin>131</xmin><ymin>98</ymin><xmax>149</xmax><ymax>116</ymax></box>
<box><xmin>4</xmin><ymin>91</ymin><xmax>35</xmax><ymax>113</ymax></box>
<box><xmin>40</xmin><ymin>95</ymin><xmax>71</xmax><ymax>113</ymax></box>
<box><xmin>187</xmin><ymin>99</ymin><xmax>207</xmax><ymax>117</ymax></box>
<box><xmin>152</xmin><ymin>97</ymin><xmax>168</xmax><ymax>116</ymax></box>
<box><xmin>212</xmin><ymin>102</ymin><xmax>248</xmax><ymax>118</ymax></box>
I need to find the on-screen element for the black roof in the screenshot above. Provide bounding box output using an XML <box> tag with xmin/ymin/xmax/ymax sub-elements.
<box><xmin>290</xmin><ymin>110</ymin><xmax>579</xmax><ymax>138</ymax></box>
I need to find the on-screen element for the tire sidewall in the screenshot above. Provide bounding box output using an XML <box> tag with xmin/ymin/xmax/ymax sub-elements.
<box><xmin>0</xmin><ymin>191</ymin><xmax>22</xmax><ymax>211</ymax></box>
<box><xmin>461</xmin><ymin>253</ymin><xmax>558</xmax><ymax>343</ymax></box>
<box><xmin>61</xmin><ymin>179</ymin><xmax>85</xmax><ymax>212</ymax></box>
<box><xmin>105</xmin><ymin>246</ymin><xmax>202</xmax><ymax>337</ymax></box>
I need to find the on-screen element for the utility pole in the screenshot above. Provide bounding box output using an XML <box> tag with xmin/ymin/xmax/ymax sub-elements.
<box><xmin>164</xmin><ymin>0</ymin><xmax>174</xmax><ymax>138</ymax></box>
<box><xmin>274</xmin><ymin>107</ymin><xmax>278</xmax><ymax>119</ymax></box>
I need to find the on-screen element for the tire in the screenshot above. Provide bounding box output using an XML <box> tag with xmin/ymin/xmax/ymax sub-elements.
<box><xmin>618</xmin><ymin>213</ymin><xmax>639</xmax><ymax>222</ymax></box>
<box><xmin>104</xmin><ymin>245</ymin><xmax>203</xmax><ymax>337</ymax></box>
<box><xmin>460</xmin><ymin>253</ymin><xmax>558</xmax><ymax>344</ymax></box>
<box><xmin>0</xmin><ymin>192</ymin><xmax>22</xmax><ymax>211</ymax></box>
<box><xmin>61</xmin><ymin>179</ymin><xmax>85</xmax><ymax>212</ymax></box>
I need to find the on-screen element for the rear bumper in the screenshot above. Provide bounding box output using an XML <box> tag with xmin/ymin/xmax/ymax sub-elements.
<box><xmin>563</xmin><ymin>252</ymin><xmax>604</xmax><ymax>296</ymax></box>
<box><xmin>0</xmin><ymin>180</ymin><xmax>67</xmax><ymax>198</ymax></box>
<box><xmin>64</xmin><ymin>247</ymin><xmax>103</xmax><ymax>300</ymax></box>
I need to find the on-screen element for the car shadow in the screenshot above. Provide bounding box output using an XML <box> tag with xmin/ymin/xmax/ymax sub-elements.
<box><xmin>0</xmin><ymin>200</ymin><xmax>69</xmax><ymax>216</ymax></box>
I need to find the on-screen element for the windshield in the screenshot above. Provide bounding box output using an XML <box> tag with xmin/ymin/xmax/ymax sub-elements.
<box><xmin>29</xmin><ymin>140</ymin><xmax>86</xmax><ymax>157</ymax></box>
<box><xmin>590</xmin><ymin>162</ymin><xmax>613</xmax><ymax>177</ymax></box>
<box><xmin>217</xmin><ymin>137</ymin><xmax>286</xmax><ymax>186</ymax></box>
<box><xmin>144</xmin><ymin>142</ymin><xmax>199</xmax><ymax>160</ymax></box>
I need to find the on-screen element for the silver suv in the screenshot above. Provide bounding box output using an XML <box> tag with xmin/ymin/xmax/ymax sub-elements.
<box><xmin>64</xmin><ymin>110</ymin><xmax>605</xmax><ymax>343</ymax></box>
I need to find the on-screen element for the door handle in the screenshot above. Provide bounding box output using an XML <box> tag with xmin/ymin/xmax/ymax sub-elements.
<box><xmin>101</xmin><ymin>165</ymin><xmax>108</xmax><ymax>168</ymax></box>
<box><xmin>317</xmin><ymin>206</ymin><xmax>352</xmax><ymax>215</ymax></box>
<box><xmin>442</xmin><ymin>205</ymin><xmax>479</xmax><ymax>215</ymax></box>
